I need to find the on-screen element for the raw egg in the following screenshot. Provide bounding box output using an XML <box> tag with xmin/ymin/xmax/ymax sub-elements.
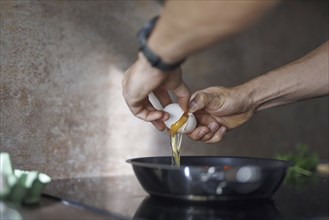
<box><xmin>162</xmin><ymin>103</ymin><xmax>197</xmax><ymax>166</ymax></box>
<box><xmin>163</xmin><ymin>103</ymin><xmax>197</xmax><ymax>134</ymax></box>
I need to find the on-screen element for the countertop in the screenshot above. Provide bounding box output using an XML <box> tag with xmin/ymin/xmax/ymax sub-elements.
<box><xmin>4</xmin><ymin>174</ymin><xmax>328</xmax><ymax>220</ymax></box>
<box><xmin>42</xmin><ymin>174</ymin><xmax>328</xmax><ymax>220</ymax></box>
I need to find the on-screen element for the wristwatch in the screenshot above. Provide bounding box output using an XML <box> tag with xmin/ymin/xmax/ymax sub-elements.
<box><xmin>137</xmin><ymin>16</ymin><xmax>185</xmax><ymax>72</ymax></box>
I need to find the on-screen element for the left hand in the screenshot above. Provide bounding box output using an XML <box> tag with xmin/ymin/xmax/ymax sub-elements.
<box><xmin>122</xmin><ymin>52</ymin><xmax>191</xmax><ymax>131</ymax></box>
<box><xmin>188</xmin><ymin>86</ymin><xmax>256</xmax><ymax>143</ymax></box>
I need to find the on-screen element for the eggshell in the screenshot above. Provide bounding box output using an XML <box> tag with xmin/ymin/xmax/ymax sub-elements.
<box><xmin>163</xmin><ymin>103</ymin><xmax>197</xmax><ymax>133</ymax></box>
<box><xmin>178</xmin><ymin>113</ymin><xmax>197</xmax><ymax>133</ymax></box>
<box><xmin>163</xmin><ymin>103</ymin><xmax>184</xmax><ymax>129</ymax></box>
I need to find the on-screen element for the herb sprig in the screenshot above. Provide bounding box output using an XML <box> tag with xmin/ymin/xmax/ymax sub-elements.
<box><xmin>275</xmin><ymin>144</ymin><xmax>319</xmax><ymax>183</ymax></box>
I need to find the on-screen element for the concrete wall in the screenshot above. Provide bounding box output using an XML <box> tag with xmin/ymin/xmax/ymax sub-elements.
<box><xmin>0</xmin><ymin>0</ymin><xmax>328</xmax><ymax>179</ymax></box>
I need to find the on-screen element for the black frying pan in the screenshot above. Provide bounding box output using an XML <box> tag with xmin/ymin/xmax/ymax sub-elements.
<box><xmin>127</xmin><ymin>156</ymin><xmax>291</xmax><ymax>201</ymax></box>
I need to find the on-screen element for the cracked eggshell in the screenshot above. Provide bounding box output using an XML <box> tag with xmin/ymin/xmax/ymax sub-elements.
<box><xmin>163</xmin><ymin>103</ymin><xmax>197</xmax><ymax>133</ymax></box>
<box><xmin>178</xmin><ymin>113</ymin><xmax>197</xmax><ymax>133</ymax></box>
<box><xmin>163</xmin><ymin>103</ymin><xmax>184</xmax><ymax>129</ymax></box>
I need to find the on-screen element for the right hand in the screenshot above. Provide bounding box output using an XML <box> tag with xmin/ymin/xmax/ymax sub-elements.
<box><xmin>188</xmin><ymin>86</ymin><xmax>256</xmax><ymax>143</ymax></box>
<box><xmin>122</xmin><ymin>52</ymin><xmax>191</xmax><ymax>131</ymax></box>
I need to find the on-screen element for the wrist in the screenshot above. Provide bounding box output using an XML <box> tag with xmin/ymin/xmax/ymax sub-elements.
<box><xmin>234</xmin><ymin>82</ymin><xmax>259</xmax><ymax>113</ymax></box>
<box><xmin>147</xmin><ymin>22</ymin><xmax>186</xmax><ymax>64</ymax></box>
<box><xmin>240</xmin><ymin>70</ymin><xmax>290</xmax><ymax>112</ymax></box>
<box><xmin>138</xmin><ymin>16</ymin><xmax>185</xmax><ymax>72</ymax></box>
<box><xmin>135</xmin><ymin>52</ymin><xmax>172</xmax><ymax>87</ymax></box>
<box><xmin>136</xmin><ymin>52</ymin><xmax>167</xmax><ymax>81</ymax></box>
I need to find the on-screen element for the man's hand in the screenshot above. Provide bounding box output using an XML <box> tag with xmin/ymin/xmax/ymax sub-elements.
<box><xmin>122</xmin><ymin>52</ymin><xmax>191</xmax><ymax>131</ymax></box>
<box><xmin>188</xmin><ymin>86</ymin><xmax>255</xmax><ymax>143</ymax></box>
<box><xmin>187</xmin><ymin>41</ymin><xmax>329</xmax><ymax>144</ymax></box>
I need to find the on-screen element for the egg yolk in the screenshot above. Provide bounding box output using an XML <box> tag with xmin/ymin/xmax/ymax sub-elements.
<box><xmin>170</xmin><ymin>113</ymin><xmax>188</xmax><ymax>135</ymax></box>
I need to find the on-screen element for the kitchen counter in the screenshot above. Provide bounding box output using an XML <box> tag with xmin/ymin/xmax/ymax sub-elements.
<box><xmin>1</xmin><ymin>197</ymin><xmax>111</xmax><ymax>220</ymax></box>
<box><xmin>4</xmin><ymin>173</ymin><xmax>327</xmax><ymax>219</ymax></box>
<box><xmin>39</xmin><ymin>174</ymin><xmax>328</xmax><ymax>220</ymax></box>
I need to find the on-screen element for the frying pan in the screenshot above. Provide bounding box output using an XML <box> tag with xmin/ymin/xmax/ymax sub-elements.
<box><xmin>127</xmin><ymin>156</ymin><xmax>291</xmax><ymax>201</ymax></box>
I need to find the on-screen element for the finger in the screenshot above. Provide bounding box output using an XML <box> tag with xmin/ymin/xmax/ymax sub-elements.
<box><xmin>135</xmin><ymin>109</ymin><xmax>164</xmax><ymax>122</ymax></box>
<box><xmin>205</xmin><ymin>126</ymin><xmax>227</xmax><ymax>144</ymax></box>
<box><xmin>189</xmin><ymin>91</ymin><xmax>208</xmax><ymax>113</ymax></box>
<box><xmin>172</xmin><ymin>81</ymin><xmax>191</xmax><ymax>112</ymax></box>
<box><xmin>144</xmin><ymin>103</ymin><xmax>170</xmax><ymax>121</ymax></box>
<box><xmin>194</xmin><ymin>112</ymin><xmax>220</xmax><ymax>133</ymax></box>
<box><xmin>199</xmin><ymin>121</ymin><xmax>220</xmax><ymax>142</ymax></box>
<box><xmin>201</xmin><ymin>132</ymin><xmax>215</xmax><ymax>142</ymax></box>
<box><xmin>133</xmin><ymin>100</ymin><xmax>165</xmax><ymax>122</ymax></box>
<box><xmin>187</xmin><ymin>126</ymin><xmax>211</xmax><ymax>141</ymax></box>
<box><xmin>153</xmin><ymin>87</ymin><xmax>172</xmax><ymax>108</ymax></box>
<box><xmin>151</xmin><ymin>120</ymin><xmax>167</xmax><ymax>131</ymax></box>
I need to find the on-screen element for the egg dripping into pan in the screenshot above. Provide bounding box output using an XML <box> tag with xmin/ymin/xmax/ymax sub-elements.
<box><xmin>163</xmin><ymin>104</ymin><xmax>197</xmax><ymax>166</ymax></box>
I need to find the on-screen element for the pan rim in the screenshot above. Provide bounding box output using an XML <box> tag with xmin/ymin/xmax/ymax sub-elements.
<box><xmin>126</xmin><ymin>156</ymin><xmax>292</xmax><ymax>170</ymax></box>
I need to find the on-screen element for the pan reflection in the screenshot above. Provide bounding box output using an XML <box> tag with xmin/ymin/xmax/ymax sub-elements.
<box><xmin>133</xmin><ymin>197</ymin><xmax>281</xmax><ymax>220</ymax></box>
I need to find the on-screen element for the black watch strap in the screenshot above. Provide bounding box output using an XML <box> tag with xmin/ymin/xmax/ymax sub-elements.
<box><xmin>137</xmin><ymin>16</ymin><xmax>185</xmax><ymax>72</ymax></box>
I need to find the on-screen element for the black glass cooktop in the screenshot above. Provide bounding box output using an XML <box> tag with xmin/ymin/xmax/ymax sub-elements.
<box><xmin>44</xmin><ymin>174</ymin><xmax>329</xmax><ymax>220</ymax></box>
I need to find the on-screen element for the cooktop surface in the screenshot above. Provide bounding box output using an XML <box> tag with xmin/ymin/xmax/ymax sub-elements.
<box><xmin>44</xmin><ymin>174</ymin><xmax>329</xmax><ymax>220</ymax></box>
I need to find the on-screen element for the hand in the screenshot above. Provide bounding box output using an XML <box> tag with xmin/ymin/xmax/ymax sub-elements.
<box><xmin>188</xmin><ymin>86</ymin><xmax>256</xmax><ymax>143</ymax></box>
<box><xmin>122</xmin><ymin>52</ymin><xmax>191</xmax><ymax>131</ymax></box>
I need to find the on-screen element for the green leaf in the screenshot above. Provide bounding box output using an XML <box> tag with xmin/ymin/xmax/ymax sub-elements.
<box><xmin>274</xmin><ymin>144</ymin><xmax>319</xmax><ymax>184</ymax></box>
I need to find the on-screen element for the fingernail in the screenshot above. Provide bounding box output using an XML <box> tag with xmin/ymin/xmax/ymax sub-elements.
<box><xmin>209</xmin><ymin>122</ymin><xmax>219</xmax><ymax>132</ymax></box>
<box><xmin>189</xmin><ymin>101</ymin><xmax>198</xmax><ymax>112</ymax></box>
<box><xmin>219</xmin><ymin>126</ymin><xmax>227</xmax><ymax>135</ymax></box>
<box><xmin>199</xmin><ymin>129</ymin><xmax>208</xmax><ymax>137</ymax></box>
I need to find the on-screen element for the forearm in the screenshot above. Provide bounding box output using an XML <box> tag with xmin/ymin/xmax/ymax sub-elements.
<box><xmin>148</xmin><ymin>0</ymin><xmax>279</xmax><ymax>64</ymax></box>
<box><xmin>242</xmin><ymin>41</ymin><xmax>329</xmax><ymax>111</ymax></box>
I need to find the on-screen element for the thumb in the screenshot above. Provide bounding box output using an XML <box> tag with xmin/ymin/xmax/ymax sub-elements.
<box><xmin>189</xmin><ymin>91</ymin><xmax>209</xmax><ymax>113</ymax></box>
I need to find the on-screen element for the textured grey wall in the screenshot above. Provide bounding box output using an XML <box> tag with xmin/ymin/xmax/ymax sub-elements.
<box><xmin>0</xmin><ymin>0</ymin><xmax>328</xmax><ymax>179</ymax></box>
